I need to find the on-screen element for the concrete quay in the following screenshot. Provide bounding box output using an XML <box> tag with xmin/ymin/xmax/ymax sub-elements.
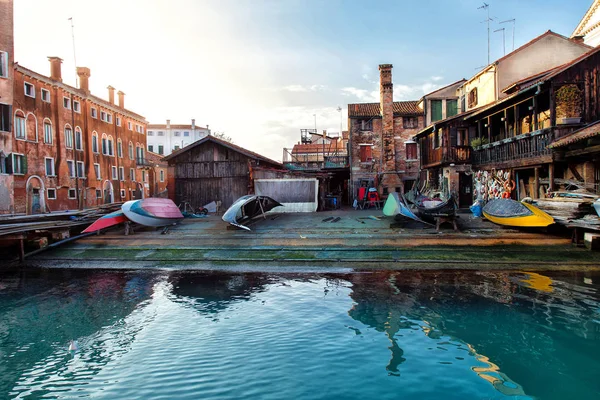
<box><xmin>25</xmin><ymin>208</ymin><xmax>600</xmax><ymax>271</ymax></box>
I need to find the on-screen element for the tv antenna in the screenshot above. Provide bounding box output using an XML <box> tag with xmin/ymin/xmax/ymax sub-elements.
<box><xmin>478</xmin><ymin>3</ymin><xmax>495</xmax><ymax>65</ymax></box>
<box><xmin>500</xmin><ymin>18</ymin><xmax>516</xmax><ymax>51</ymax></box>
<box><xmin>494</xmin><ymin>27</ymin><xmax>506</xmax><ymax>56</ymax></box>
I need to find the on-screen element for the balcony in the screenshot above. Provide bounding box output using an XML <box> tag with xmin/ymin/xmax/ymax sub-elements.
<box><xmin>472</xmin><ymin>129</ymin><xmax>552</xmax><ymax>167</ymax></box>
<box><xmin>136</xmin><ymin>157</ymin><xmax>153</xmax><ymax>168</ymax></box>
<box><xmin>422</xmin><ymin>146</ymin><xmax>471</xmax><ymax>168</ymax></box>
<box><xmin>324</xmin><ymin>155</ymin><xmax>349</xmax><ymax>169</ymax></box>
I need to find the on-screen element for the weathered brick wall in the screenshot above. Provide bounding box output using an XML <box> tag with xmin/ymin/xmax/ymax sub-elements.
<box><xmin>0</xmin><ymin>0</ymin><xmax>14</xmax><ymax>213</ymax></box>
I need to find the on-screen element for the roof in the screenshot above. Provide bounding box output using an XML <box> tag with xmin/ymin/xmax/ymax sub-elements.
<box><xmin>421</xmin><ymin>79</ymin><xmax>467</xmax><ymax>99</ymax></box>
<box><xmin>291</xmin><ymin>142</ymin><xmax>346</xmax><ymax>154</ymax></box>
<box><xmin>162</xmin><ymin>134</ymin><xmax>283</xmax><ymax>167</ymax></box>
<box><xmin>348</xmin><ymin>101</ymin><xmax>422</xmax><ymax>118</ymax></box>
<box><xmin>572</xmin><ymin>0</ymin><xmax>600</xmax><ymax>37</ymax></box>
<box><xmin>548</xmin><ymin>120</ymin><xmax>600</xmax><ymax>148</ymax></box>
<box><xmin>414</xmin><ymin>108</ymin><xmax>482</xmax><ymax>138</ymax></box>
<box><xmin>501</xmin><ymin>65</ymin><xmax>563</xmax><ymax>94</ymax></box>
<box><xmin>147</xmin><ymin>124</ymin><xmax>210</xmax><ymax>130</ymax></box>
<box><xmin>145</xmin><ymin>151</ymin><xmax>168</xmax><ymax>166</ymax></box>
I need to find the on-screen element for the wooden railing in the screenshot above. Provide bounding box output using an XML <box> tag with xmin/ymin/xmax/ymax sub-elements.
<box><xmin>472</xmin><ymin>129</ymin><xmax>552</xmax><ymax>166</ymax></box>
<box><xmin>422</xmin><ymin>146</ymin><xmax>471</xmax><ymax>167</ymax></box>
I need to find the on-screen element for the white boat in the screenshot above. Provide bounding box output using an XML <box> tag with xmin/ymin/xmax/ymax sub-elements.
<box><xmin>121</xmin><ymin>198</ymin><xmax>184</xmax><ymax>227</ymax></box>
<box><xmin>595</xmin><ymin>198</ymin><xmax>600</xmax><ymax>217</ymax></box>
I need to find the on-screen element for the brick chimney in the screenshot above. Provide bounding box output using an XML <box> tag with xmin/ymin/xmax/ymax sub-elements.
<box><xmin>191</xmin><ymin>119</ymin><xmax>196</xmax><ymax>130</ymax></box>
<box><xmin>571</xmin><ymin>35</ymin><xmax>585</xmax><ymax>44</ymax></box>
<box><xmin>107</xmin><ymin>86</ymin><xmax>115</xmax><ymax>104</ymax></box>
<box><xmin>48</xmin><ymin>57</ymin><xmax>63</xmax><ymax>82</ymax></box>
<box><xmin>76</xmin><ymin>67</ymin><xmax>90</xmax><ymax>93</ymax></box>
<box><xmin>117</xmin><ymin>90</ymin><xmax>125</xmax><ymax>108</ymax></box>
<box><xmin>166</xmin><ymin>119</ymin><xmax>171</xmax><ymax>129</ymax></box>
<box><xmin>379</xmin><ymin>63</ymin><xmax>396</xmax><ymax>185</ymax></box>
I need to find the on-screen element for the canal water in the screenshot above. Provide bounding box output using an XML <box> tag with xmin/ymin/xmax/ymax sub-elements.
<box><xmin>1</xmin><ymin>269</ymin><xmax>599</xmax><ymax>399</ymax></box>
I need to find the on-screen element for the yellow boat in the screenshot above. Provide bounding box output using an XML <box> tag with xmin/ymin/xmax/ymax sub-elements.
<box><xmin>482</xmin><ymin>199</ymin><xmax>554</xmax><ymax>227</ymax></box>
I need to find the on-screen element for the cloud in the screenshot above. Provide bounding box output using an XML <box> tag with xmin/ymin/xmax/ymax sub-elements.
<box><xmin>431</xmin><ymin>76</ymin><xmax>444</xmax><ymax>81</ymax></box>
<box><xmin>340</xmin><ymin>87</ymin><xmax>378</xmax><ymax>102</ymax></box>
<box><xmin>280</xmin><ymin>84</ymin><xmax>328</xmax><ymax>92</ymax></box>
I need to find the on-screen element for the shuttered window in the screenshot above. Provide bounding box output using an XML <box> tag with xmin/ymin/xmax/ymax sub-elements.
<box><xmin>431</xmin><ymin>100</ymin><xmax>443</xmax><ymax>122</ymax></box>
<box><xmin>406</xmin><ymin>142</ymin><xmax>417</xmax><ymax>160</ymax></box>
<box><xmin>359</xmin><ymin>145</ymin><xmax>372</xmax><ymax>162</ymax></box>
<box><xmin>446</xmin><ymin>99</ymin><xmax>458</xmax><ymax>118</ymax></box>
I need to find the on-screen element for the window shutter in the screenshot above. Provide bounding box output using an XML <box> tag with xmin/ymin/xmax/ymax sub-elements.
<box><xmin>449</xmin><ymin>127</ymin><xmax>457</xmax><ymax>147</ymax></box>
<box><xmin>6</xmin><ymin>153</ymin><xmax>12</xmax><ymax>174</ymax></box>
<box><xmin>22</xmin><ymin>155</ymin><xmax>28</xmax><ymax>174</ymax></box>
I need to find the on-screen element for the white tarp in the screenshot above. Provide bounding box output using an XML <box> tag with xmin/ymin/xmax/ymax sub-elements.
<box><xmin>254</xmin><ymin>178</ymin><xmax>318</xmax><ymax>212</ymax></box>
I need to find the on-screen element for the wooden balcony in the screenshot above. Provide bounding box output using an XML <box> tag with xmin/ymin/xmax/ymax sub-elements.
<box><xmin>472</xmin><ymin>129</ymin><xmax>552</xmax><ymax>168</ymax></box>
<box><xmin>422</xmin><ymin>146</ymin><xmax>471</xmax><ymax>168</ymax></box>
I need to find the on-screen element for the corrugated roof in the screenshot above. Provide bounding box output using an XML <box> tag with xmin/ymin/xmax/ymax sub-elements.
<box><xmin>163</xmin><ymin>135</ymin><xmax>283</xmax><ymax>167</ymax></box>
<box><xmin>348</xmin><ymin>101</ymin><xmax>422</xmax><ymax>118</ymax></box>
<box><xmin>548</xmin><ymin>120</ymin><xmax>600</xmax><ymax>148</ymax></box>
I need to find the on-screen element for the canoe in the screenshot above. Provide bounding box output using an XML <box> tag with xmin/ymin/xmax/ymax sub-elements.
<box><xmin>414</xmin><ymin>194</ymin><xmax>457</xmax><ymax>218</ymax></box>
<box><xmin>222</xmin><ymin>195</ymin><xmax>283</xmax><ymax>231</ymax></box>
<box><xmin>82</xmin><ymin>210</ymin><xmax>128</xmax><ymax>233</ymax></box>
<box><xmin>122</xmin><ymin>198</ymin><xmax>184</xmax><ymax>227</ymax></box>
<box><xmin>483</xmin><ymin>199</ymin><xmax>554</xmax><ymax>227</ymax></box>
<box><xmin>383</xmin><ymin>192</ymin><xmax>430</xmax><ymax>225</ymax></box>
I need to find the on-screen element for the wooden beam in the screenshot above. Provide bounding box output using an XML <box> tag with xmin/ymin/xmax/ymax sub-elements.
<box><xmin>565</xmin><ymin>144</ymin><xmax>600</xmax><ymax>157</ymax></box>
<box><xmin>514</xmin><ymin>104</ymin><xmax>520</xmax><ymax>136</ymax></box>
<box><xmin>568</xmin><ymin>163</ymin><xmax>584</xmax><ymax>181</ymax></box>
<box><xmin>534</xmin><ymin>167</ymin><xmax>540</xmax><ymax>199</ymax></box>
<box><xmin>549</xmin><ymin>163</ymin><xmax>555</xmax><ymax>192</ymax></box>
<box><xmin>549</xmin><ymin>84</ymin><xmax>556</xmax><ymax>127</ymax></box>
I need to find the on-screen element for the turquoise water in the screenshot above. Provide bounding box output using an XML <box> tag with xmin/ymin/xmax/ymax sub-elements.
<box><xmin>1</xmin><ymin>269</ymin><xmax>599</xmax><ymax>399</ymax></box>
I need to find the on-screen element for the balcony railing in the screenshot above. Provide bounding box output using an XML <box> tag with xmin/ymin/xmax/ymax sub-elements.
<box><xmin>324</xmin><ymin>155</ymin><xmax>349</xmax><ymax>168</ymax></box>
<box><xmin>472</xmin><ymin>129</ymin><xmax>552</xmax><ymax>166</ymax></box>
<box><xmin>422</xmin><ymin>146</ymin><xmax>471</xmax><ymax>167</ymax></box>
<box><xmin>136</xmin><ymin>157</ymin><xmax>153</xmax><ymax>167</ymax></box>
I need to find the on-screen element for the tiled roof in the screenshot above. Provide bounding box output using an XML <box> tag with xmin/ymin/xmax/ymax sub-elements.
<box><xmin>501</xmin><ymin>66</ymin><xmax>563</xmax><ymax>94</ymax></box>
<box><xmin>348</xmin><ymin>101</ymin><xmax>422</xmax><ymax>118</ymax></box>
<box><xmin>163</xmin><ymin>134</ymin><xmax>283</xmax><ymax>167</ymax></box>
<box><xmin>548</xmin><ymin>120</ymin><xmax>600</xmax><ymax>148</ymax></box>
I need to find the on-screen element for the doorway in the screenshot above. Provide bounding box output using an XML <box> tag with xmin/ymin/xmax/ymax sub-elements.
<box><xmin>458</xmin><ymin>173</ymin><xmax>473</xmax><ymax>208</ymax></box>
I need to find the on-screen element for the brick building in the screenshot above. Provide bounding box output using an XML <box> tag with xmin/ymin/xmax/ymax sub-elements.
<box><xmin>348</xmin><ymin>64</ymin><xmax>424</xmax><ymax>200</ymax></box>
<box><xmin>0</xmin><ymin>0</ymin><xmax>14</xmax><ymax>213</ymax></box>
<box><xmin>7</xmin><ymin>57</ymin><xmax>148</xmax><ymax>213</ymax></box>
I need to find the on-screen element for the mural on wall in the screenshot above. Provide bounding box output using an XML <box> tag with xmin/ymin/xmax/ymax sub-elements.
<box><xmin>473</xmin><ymin>170</ymin><xmax>515</xmax><ymax>203</ymax></box>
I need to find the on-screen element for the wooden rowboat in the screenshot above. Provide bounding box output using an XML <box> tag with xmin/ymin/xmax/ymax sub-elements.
<box><xmin>82</xmin><ymin>210</ymin><xmax>128</xmax><ymax>233</ymax></box>
<box><xmin>483</xmin><ymin>199</ymin><xmax>554</xmax><ymax>227</ymax></box>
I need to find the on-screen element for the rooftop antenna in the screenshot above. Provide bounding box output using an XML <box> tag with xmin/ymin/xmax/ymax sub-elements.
<box><xmin>494</xmin><ymin>27</ymin><xmax>506</xmax><ymax>56</ymax></box>
<box><xmin>68</xmin><ymin>17</ymin><xmax>78</xmax><ymax>86</ymax></box>
<box><xmin>478</xmin><ymin>3</ymin><xmax>494</xmax><ymax>65</ymax></box>
<box><xmin>500</xmin><ymin>18</ymin><xmax>516</xmax><ymax>51</ymax></box>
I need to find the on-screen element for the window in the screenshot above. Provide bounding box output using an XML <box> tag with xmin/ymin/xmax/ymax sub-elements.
<box><xmin>92</xmin><ymin>132</ymin><xmax>99</xmax><ymax>153</ymax></box>
<box><xmin>94</xmin><ymin>163</ymin><xmax>101</xmax><ymax>179</ymax></box>
<box><xmin>160</xmin><ymin>169</ymin><xmax>164</xmax><ymax>182</ymax></box>
<box><xmin>67</xmin><ymin>160</ymin><xmax>75</xmax><ymax>177</ymax></box>
<box><xmin>142</xmin><ymin>170</ymin><xmax>146</xmax><ymax>182</ymax></box>
<box><xmin>135</xmin><ymin>124</ymin><xmax>143</xmax><ymax>133</ymax></box>
<box><xmin>119</xmin><ymin>167</ymin><xmax>124</xmax><ymax>181</ymax></box>
<box><xmin>174</xmin><ymin>131</ymin><xmax>181</xmax><ymax>137</ymax></box>
<box><xmin>1</xmin><ymin>104</ymin><xmax>9</xmax><ymax>132</ymax></box>
<box><xmin>129</xmin><ymin>142</ymin><xmax>134</xmax><ymax>159</ymax></box>
<box><xmin>100</xmin><ymin>111</ymin><xmax>107</xmax><ymax>121</ymax></box>
<box><xmin>65</xmin><ymin>126</ymin><xmax>73</xmax><ymax>148</ymax></box>
<box><xmin>359</xmin><ymin>119</ymin><xmax>373</xmax><ymax>131</ymax></box>
<box><xmin>68</xmin><ymin>189</ymin><xmax>76</xmax><ymax>199</ymax></box>
<box><xmin>73</xmin><ymin>101</ymin><xmax>81</xmax><ymax>113</ymax></box>
<box><xmin>15</xmin><ymin>114</ymin><xmax>26</xmax><ymax>139</ymax></box>
<box><xmin>183</xmin><ymin>131</ymin><xmax>190</xmax><ymax>137</ymax></box>
<box><xmin>116</xmin><ymin>116</ymin><xmax>121</xmax><ymax>126</ymax></box>
<box><xmin>63</xmin><ymin>97</ymin><xmax>71</xmax><ymax>109</ymax></box>
<box><xmin>45</xmin><ymin>157</ymin><xmax>55</xmax><ymax>176</ymax></box>
<box><xmin>0</xmin><ymin>151</ymin><xmax>6</xmax><ymax>174</ymax></box>
<box><xmin>403</xmin><ymin>117</ymin><xmax>418</xmax><ymax>129</ymax></box>
<box><xmin>158</xmin><ymin>145</ymin><xmax>164</xmax><ymax>155</ymax></box>
<box><xmin>111</xmin><ymin>166</ymin><xmax>117</xmax><ymax>180</ymax></box>
<box><xmin>47</xmin><ymin>188</ymin><xmax>57</xmax><ymax>200</ymax></box>
<box><xmin>120</xmin><ymin>189</ymin><xmax>126</xmax><ymax>198</ymax></box>
<box><xmin>11</xmin><ymin>154</ymin><xmax>26</xmax><ymax>174</ymax></box>
<box><xmin>44</xmin><ymin>121</ymin><xmax>53</xmax><ymax>144</ymax></box>
<box><xmin>457</xmin><ymin>129</ymin><xmax>469</xmax><ymax>146</ymax></box>
<box><xmin>446</xmin><ymin>99</ymin><xmax>458</xmax><ymax>118</ymax></box>
<box><xmin>75</xmin><ymin>128</ymin><xmax>83</xmax><ymax>150</ymax></box>
<box><xmin>0</xmin><ymin>51</ymin><xmax>7</xmax><ymax>78</ymax></box>
<box><xmin>157</xmin><ymin>131</ymin><xmax>165</xmax><ymax>136</ymax></box>
<box><xmin>130</xmin><ymin>168</ymin><xmax>135</xmax><ymax>181</ymax></box>
<box><xmin>108</xmin><ymin>137</ymin><xmax>114</xmax><ymax>156</ymax></box>
<box><xmin>107</xmin><ymin>114</ymin><xmax>112</xmax><ymax>124</ymax></box>
<box><xmin>76</xmin><ymin>161</ymin><xmax>84</xmax><ymax>177</ymax></box>
<box><xmin>468</xmin><ymin>88</ymin><xmax>478</xmax><ymax>108</ymax></box>
<box><xmin>148</xmin><ymin>131</ymin><xmax>154</xmax><ymax>136</ymax></box>
<box><xmin>173</xmin><ymin>145</ymin><xmax>180</xmax><ymax>151</ymax></box>
<box><xmin>117</xmin><ymin>139</ymin><xmax>123</xmax><ymax>158</ymax></box>
<box><xmin>91</xmin><ymin>107</ymin><xmax>97</xmax><ymax>118</ymax></box>
<box><xmin>406</xmin><ymin>142</ymin><xmax>417</xmax><ymax>160</ymax></box>
<box><xmin>96</xmin><ymin>189</ymin><xmax>102</xmax><ymax>198</ymax></box>
<box><xmin>41</xmin><ymin>88</ymin><xmax>51</xmax><ymax>103</ymax></box>
<box><xmin>433</xmin><ymin>129</ymin><xmax>442</xmax><ymax>149</ymax></box>
<box><xmin>102</xmin><ymin>135</ymin><xmax>108</xmax><ymax>155</ymax></box>
<box><xmin>24</xmin><ymin>82</ymin><xmax>35</xmax><ymax>98</ymax></box>
<box><xmin>148</xmin><ymin>144</ymin><xmax>154</xmax><ymax>152</ymax></box>
<box><xmin>359</xmin><ymin>145</ymin><xmax>372</xmax><ymax>163</ymax></box>
<box><xmin>431</xmin><ymin>100</ymin><xmax>442</xmax><ymax>122</ymax></box>
<box><xmin>128</xmin><ymin>121</ymin><xmax>132</xmax><ymax>130</ymax></box>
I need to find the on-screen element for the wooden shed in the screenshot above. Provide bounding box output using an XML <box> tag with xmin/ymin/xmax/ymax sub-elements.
<box><xmin>163</xmin><ymin>135</ymin><xmax>283</xmax><ymax>210</ymax></box>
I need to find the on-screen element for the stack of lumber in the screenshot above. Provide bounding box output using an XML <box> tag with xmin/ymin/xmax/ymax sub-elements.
<box><xmin>535</xmin><ymin>197</ymin><xmax>596</xmax><ymax>223</ymax></box>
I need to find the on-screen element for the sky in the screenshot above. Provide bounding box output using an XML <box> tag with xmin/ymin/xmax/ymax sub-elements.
<box><xmin>13</xmin><ymin>0</ymin><xmax>593</xmax><ymax>161</ymax></box>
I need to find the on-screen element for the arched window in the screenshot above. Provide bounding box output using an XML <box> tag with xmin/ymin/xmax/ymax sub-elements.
<box><xmin>65</xmin><ymin>124</ymin><xmax>73</xmax><ymax>149</ymax></box>
<box><xmin>92</xmin><ymin>131</ymin><xmax>99</xmax><ymax>153</ymax></box>
<box><xmin>129</xmin><ymin>142</ymin><xmax>134</xmax><ymax>160</ymax></box>
<box><xmin>101</xmin><ymin>133</ymin><xmax>108</xmax><ymax>155</ymax></box>
<box><xmin>108</xmin><ymin>135</ymin><xmax>114</xmax><ymax>156</ymax></box>
<box><xmin>14</xmin><ymin>110</ymin><xmax>26</xmax><ymax>139</ymax></box>
<box><xmin>75</xmin><ymin>127</ymin><xmax>83</xmax><ymax>150</ymax></box>
<box><xmin>117</xmin><ymin>139</ymin><xmax>123</xmax><ymax>158</ymax></box>
<box><xmin>43</xmin><ymin>118</ymin><xmax>53</xmax><ymax>144</ymax></box>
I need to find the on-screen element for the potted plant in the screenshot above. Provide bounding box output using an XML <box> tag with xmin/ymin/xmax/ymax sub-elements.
<box><xmin>470</xmin><ymin>137</ymin><xmax>489</xmax><ymax>149</ymax></box>
<box><xmin>555</xmin><ymin>84</ymin><xmax>583</xmax><ymax>124</ymax></box>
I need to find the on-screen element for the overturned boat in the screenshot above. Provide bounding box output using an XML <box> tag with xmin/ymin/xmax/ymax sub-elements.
<box><xmin>82</xmin><ymin>209</ymin><xmax>128</xmax><ymax>233</ymax></box>
<box><xmin>383</xmin><ymin>192</ymin><xmax>430</xmax><ymax>225</ymax></box>
<box><xmin>483</xmin><ymin>198</ymin><xmax>554</xmax><ymax>227</ymax></box>
<box><xmin>222</xmin><ymin>195</ymin><xmax>283</xmax><ymax>231</ymax></box>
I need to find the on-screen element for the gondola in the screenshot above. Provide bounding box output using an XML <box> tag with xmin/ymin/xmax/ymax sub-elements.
<box><xmin>383</xmin><ymin>192</ymin><xmax>431</xmax><ymax>225</ymax></box>
<box><xmin>482</xmin><ymin>198</ymin><xmax>554</xmax><ymax>227</ymax></box>
<box><xmin>222</xmin><ymin>195</ymin><xmax>283</xmax><ymax>231</ymax></box>
<box><xmin>414</xmin><ymin>193</ymin><xmax>457</xmax><ymax>219</ymax></box>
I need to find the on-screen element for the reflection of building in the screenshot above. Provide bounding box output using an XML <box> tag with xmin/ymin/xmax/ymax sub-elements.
<box><xmin>147</xmin><ymin>120</ymin><xmax>210</xmax><ymax>156</ymax></box>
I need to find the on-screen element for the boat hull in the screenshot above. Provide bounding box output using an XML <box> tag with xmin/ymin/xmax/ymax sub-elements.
<box><xmin>122</xmin><ymin>198</ymin><xmax>184</xmax><ymax>227</ymax></box>
<box><xmin>82</xmin><ymin>210</ymin><xmax>128</xmax><ymax>233</ymax></box>
<box><xmin>595</xmin><ymin>199</ymin><xmax>600</xmax><ymax>217</ymax></box>
<box><xmin>415</xmin><ymin>195</ymin><xmax>457</xmax><ymax>218</ymax></box>
<box><xmin>383</xmin><ymin>192</ymin><xmax>429</xmax><ymax>224</ymax></box>
<box><xmin>222</xmin><ymin>195</ymin><xmax>283</xmax><ymax>231</ymax></box>
<box><xmin>483</xmin><ymin>199</ymin><xmax>554</xmax><ymax>227</ymax></box>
